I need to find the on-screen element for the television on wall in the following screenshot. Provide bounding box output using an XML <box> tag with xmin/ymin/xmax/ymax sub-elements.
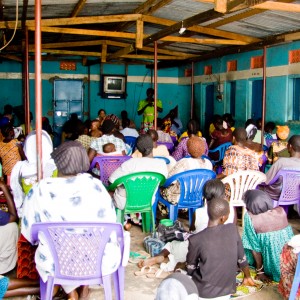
<box><xmin>101</xmin><ymin>74</ymin><xmax>127</xmax><ymax>99</ymax></box>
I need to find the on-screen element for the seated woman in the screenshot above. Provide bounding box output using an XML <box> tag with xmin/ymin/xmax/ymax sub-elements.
<box><xmin>10</xmin><ymin>130</ymin><xmax>57</xmax><ymax>217</ymax></box>
<box><xmin>172</xmin><ymin>120</ymin><xmax>208</xmax><ymax>161</ymax></box>
<box><xmin>21</xmin><ymin>141</ymin><xmax>121</xmax><ymax>300</ymax></box>
<box><xmin>278</xmin><ymin>235</ymin><xmax>300</xmax><ymax>299</ymax></box>
<box><xmin>0</xmin><ymin>180</ymin><xmax>19</xmax><ymax>275</ymax></box>
<box><xmin>132</xmin><ymin>129</ymin><xmax>176</xmax><ymax>169</ymax></box>
<box><xmin>242</xmin><ymin>189</ymin><xmax>294</xmax><ymax>283</ymax></box>
<box><xmin>268</xmin><ymin>125</ymin><xmax>290</xmax><ymax>165</ymax></box>
<box><xmin>208</xmin><ymin>115</ymin><xmax>233</xmax><ymax>161</ymax></box>
<box><xmin>0</xmin><ymin>124</ymin><xmax>26</xmax><ymax>183</ymax></box>
<box><xmin>161</xmin><ymin>136</ymin><xmax>212</xmax><ymax>206</ymax></box>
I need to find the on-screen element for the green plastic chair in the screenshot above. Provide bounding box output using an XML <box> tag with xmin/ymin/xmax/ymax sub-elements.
<box><xmin>108</xmin><ymin>172</ymin><xmax>166</xmax><ymax>233</ymax></box>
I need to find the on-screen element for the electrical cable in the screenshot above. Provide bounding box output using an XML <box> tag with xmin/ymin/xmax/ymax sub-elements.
<box><xmin>0</xmin><ymin>0</ymin><xmax>19</xmax><ymax>51</ymax></box>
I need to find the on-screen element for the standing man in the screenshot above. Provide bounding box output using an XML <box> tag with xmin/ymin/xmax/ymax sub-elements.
<box><xmin>137</xmin><ymin>88</ymin><xmax>163</xmax><ymax>133</ymax></box>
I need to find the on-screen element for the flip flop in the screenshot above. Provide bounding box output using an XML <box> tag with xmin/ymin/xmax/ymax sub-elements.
<box><xmin>146</xmin><ymin>269</ymin><xmax>171</xmax><ymax>279</ymax></box>
<box><xmin>134</xmin><ymin>266</ymin><xmax>158</xmax><ymax>276</ymax></box>
<box><xmin>129</xmin><ymin>251</ymin><xmax>150</xmax><ymax>264</ymax></box>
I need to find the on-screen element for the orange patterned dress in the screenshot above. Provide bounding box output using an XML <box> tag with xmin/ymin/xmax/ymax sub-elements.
<box><xmin>278</xmin><ymin>244</ymin><xmax>300</xmax><ymax>299</ymax></box>
<box><xmin>0</xmin><ymin>139</ymin><xmax>21</xmax><ymax>175</ymax></box>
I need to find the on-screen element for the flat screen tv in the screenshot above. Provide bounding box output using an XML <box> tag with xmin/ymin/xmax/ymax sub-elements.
<box><xmin>101</xmin><ymin>74</ymin><xmax>127</xmax><ymax>99</ymax></box>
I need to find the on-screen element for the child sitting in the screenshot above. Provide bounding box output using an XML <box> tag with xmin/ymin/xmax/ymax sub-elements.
<box><xmin>137</xmin><ymin>179</ymin><xmax>233</xmax><ymax>273</ymax></box>
<box><xmin>186</xmin><ymin>198</ymin><xmax>255</xmax><ymax>299</ymax></box>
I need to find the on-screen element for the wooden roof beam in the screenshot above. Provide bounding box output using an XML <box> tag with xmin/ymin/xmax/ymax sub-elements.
<box><xmin>252</xmin><ymin>1</ymin><xmax>300</xmax><ymax>12</ymax></box>
<box><xmin>0</xmin><ymin>14</ymin><xmax>142</xmax><ymax>29</ymax></box>
<box><xmin>143</xmin><ymin>9</ymin><xmax>224</xmax><ymax>46</ymax></box>
<box><xmin>208</xmin><ymin>0</ymin><xmax>295</xmax><ymax>28</ymax></box>
<box><xmin>141</xmin><ymin>15</ymin><xmax>260</xmax><ymax>43</ymax></box>
<box><xmin>71</xmin><ymin>0</ymin><xmax>87</xmax><ymax>18</ymax></box>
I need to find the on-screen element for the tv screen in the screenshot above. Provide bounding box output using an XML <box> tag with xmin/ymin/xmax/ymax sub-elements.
<box><xmin>107</xmin><ymin>78</ymin><xmax>122</xmax><ymax>91</ymax></box>
<box><xmin>101</xmin><ymin>75</ymin><xmax>126</xmax><ymax>99</ymax></box>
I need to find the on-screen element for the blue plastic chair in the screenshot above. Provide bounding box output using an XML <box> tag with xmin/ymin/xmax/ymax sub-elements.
<box><xmin>289</xmin><ymin>252</ymin><xmax>300</xmax><ymax>300</ymax></box>
<box><xmin>31</xmin><ymin>222</ymin><xmax>126</xmax><ymax>300</ymax></box>
<box><xmin>153</xmin><ymin>169</ymin><xmax>216</xmax><ymax>225</ymax></box>
<box><xmin>154</xmin><ymin>156</ymin><xmax>170</xmax><ymax>164</ymax></box>
<box><xmin>208</xmin><ymin>142</ymin><xmax>232</xmax><ymax>165</ymax></box>
<box><xmin>124</xmin><ymin>136</ymin><xmax>137</xmax><ymax>152</ymax></box>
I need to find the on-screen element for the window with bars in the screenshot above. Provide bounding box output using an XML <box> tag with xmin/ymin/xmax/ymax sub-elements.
<box><xmin>289</xmin><ymin>49</ymin><xmax>300</xmax><ymax>64</ymax></box>
<box><xmin>204</xmin><ymin>65</ymin><xmax>212</xmax><ymax>75</ymax></box>
<box><xmin>227</xmin><ymin>60</ymin><xmax>237</xmax><ymax>72</ymax></box>
<box><xmin>250</xmin><ymin>56</ymin><xmax>263</xmax><ymax>69</ymax></box>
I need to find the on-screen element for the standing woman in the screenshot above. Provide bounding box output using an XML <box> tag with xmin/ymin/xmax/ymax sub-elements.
<box><xmin>242</xmin><ymin>190</ymin><xmax>294</xmax><ymax>283</ymax></box>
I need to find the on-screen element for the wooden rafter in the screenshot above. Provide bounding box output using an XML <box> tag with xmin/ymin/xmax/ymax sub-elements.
<box><xmin>143</xmin><ymin>9</ymin><xmax>224</xmax><ymax>46</ymax></box>
<box><xmin>71</xmin><ymin>0</ymin><xmax>87</xmax><ymax>18</ymax></box>
<box><xmin>208</xmin><ymin>0</ymin><xmax>295</xmax><ymax>28</ymax></box>
<box><xmin>0</xmin><ymin>14</ymin><xmax>141</xmax><ymax>29</ymax></box>
<box><xmin>141</xmin><ymin>15</ymin><xmax>260</xmax><ymax>43</ymax></box>
<box><xmin>28</xmin><ymin>25</ymin><xmax>248</xmax><ymax>46</ymax></box>
<box><xmin>115</xmin><ymin>0</ymin><xmax>170</xmax><ymax>32</ymax></box>
<box><xmin>252</xmin><ymin>1</ymin><xmax>300</xmax><ymax>12</ymax></box>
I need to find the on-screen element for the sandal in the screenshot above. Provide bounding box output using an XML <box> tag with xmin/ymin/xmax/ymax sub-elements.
<box><xmin>129</xmin><ymin>251</ymin><xmax>150</xmax><ymax>264</ymax></box>
<box><xmin>146</xmin><ymin>269</ymin><xmax>171</xmax><ymax>279</ymax></box>
<box><xmin>134</xmin><ymin>266</ymin><xmax>158</xmax><ymax>276</ymax></box>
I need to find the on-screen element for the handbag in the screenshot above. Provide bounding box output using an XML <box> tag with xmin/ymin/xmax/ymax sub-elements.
<box><xmin>143</xmin><ymin>236</ymin><xmax>165</xmax><ymax>257</ymax></box>
<box><xmin>155</xmin><ymin>220</ymin><xmax>185</xmax><ymax>243</ymax></box>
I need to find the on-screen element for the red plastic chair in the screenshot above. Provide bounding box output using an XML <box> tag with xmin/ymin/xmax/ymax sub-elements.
<box><xmin>31</xmin><ymin>222</ymin><xmax>126</xmax><ymax>300</ymax></box>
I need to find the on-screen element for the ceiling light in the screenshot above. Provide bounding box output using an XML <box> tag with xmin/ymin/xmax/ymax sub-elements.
<box><xmin>179</xmin><ymin>21</ymin><xmax>186</xmax><ymax>35</ymax></box>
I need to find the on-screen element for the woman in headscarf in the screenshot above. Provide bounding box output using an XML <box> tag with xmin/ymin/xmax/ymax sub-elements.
<box><xmin>242</xmin><ymin>189</ymin><xmax>294</xmax><ymax>283</ymax></box>
<box><xmin>21</xmin><ymin>141</ymin><xmax>120</xmax><ymax>300</ymax></box>
<box><xmin>161</xmin><ymin>136</ymin><xmax>212</xmax><ymax>206</ymax></box>
<box><xmin>10</xmin><ymin>130</ymin><xmax>57</xmax><ymax>217</ymax></box>
<box><xmin>268</xmin><ymin>125</ymin><xmax>290</xmax><ymax>164</ymax></box>
<box><xmin>172</xmin><ymin>119</ymin><xmax>208</xmax><ymax>161</ymax></box>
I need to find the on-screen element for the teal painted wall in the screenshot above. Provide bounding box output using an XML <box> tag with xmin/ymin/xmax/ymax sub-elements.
<box><xmin>0</xmin><ymin>60</ymin><xmax>191</xmax><ymax>130</ymax></box>
<box><xmin>1</xmin><ymin>40</ymin><xmax>300</xmax><ymax>135</ymax></box>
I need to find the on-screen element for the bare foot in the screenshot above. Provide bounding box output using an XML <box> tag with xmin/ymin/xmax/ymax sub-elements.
<box><xmin>137</xmin><ymin>255</ymin><xmax>165</xmax><ymax>268</ymax></box>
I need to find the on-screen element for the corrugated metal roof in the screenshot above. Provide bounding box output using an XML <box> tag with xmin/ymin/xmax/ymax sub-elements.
<box><xmin>0</xmin><ymin>0</ymin><xmax>300</xmax><ymax>65</ymax></box>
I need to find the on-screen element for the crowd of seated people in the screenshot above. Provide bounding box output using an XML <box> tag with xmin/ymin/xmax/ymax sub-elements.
<box><xmin>1</xmin><ymin>106</ymin><xmax>300</xmax><ymax>299</ymax></box>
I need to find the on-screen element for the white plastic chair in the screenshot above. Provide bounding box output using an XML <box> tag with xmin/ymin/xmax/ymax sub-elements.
<box><xmin>221</xmin><ymin>170</ymin><xmax>267</xmax><ymax>226</ymax></box>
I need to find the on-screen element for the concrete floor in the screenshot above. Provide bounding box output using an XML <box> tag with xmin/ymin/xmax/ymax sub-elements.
<box><xmin>6</xmin><ymin>215</ymin><xmax>300</xmax><ymax>300</ymax></box>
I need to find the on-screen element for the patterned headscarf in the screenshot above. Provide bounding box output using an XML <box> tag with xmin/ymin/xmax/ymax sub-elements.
<box><xmin>105</xmin><ymin>114</ymin><xmax>120</xmax><ymax>128</ymax></box>
<box><xmin>276</xmin><ymin>125</ymin><xmax>290</xmax><ymax>140</ymax></box>
<box><xmin>187</xmin><ymin>136</ymin><xmax>205</xmax><ymax>158</ymax></box>
<box><xmin>51</xmin><ymin>141</ymin><xmax>90</xmax><ymax>175</ymax></box>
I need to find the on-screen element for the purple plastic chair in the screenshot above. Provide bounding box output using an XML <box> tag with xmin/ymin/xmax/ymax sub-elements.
<box><xmin>268</xmin><ymin>169</ymin><xmax>300</xmax><ymax>214</ymax></box>
<box><xmin>31</xmin><ymin>222</ymin><xmax>126</xmax><ymax>300</ymax></box>
<box><xmin>89</xmin><ymin>156</ymin><xmax>131</xmax><ymax>186</ymax></box>
<box><xmin>157</xmin><ymin>141</ymin><xmax>174</xmax><ymax>154</ymax></box>
<box><xmin>153</xmin><ymin>169</ymin><xmax>216</xmax><ymax>225</ymax></box>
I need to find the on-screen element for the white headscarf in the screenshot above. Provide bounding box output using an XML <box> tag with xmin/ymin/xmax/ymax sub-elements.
<box><xmin>10</xmin><ymin>130</ymin><xmax>57</xmax><ymax>217</ymax></box>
